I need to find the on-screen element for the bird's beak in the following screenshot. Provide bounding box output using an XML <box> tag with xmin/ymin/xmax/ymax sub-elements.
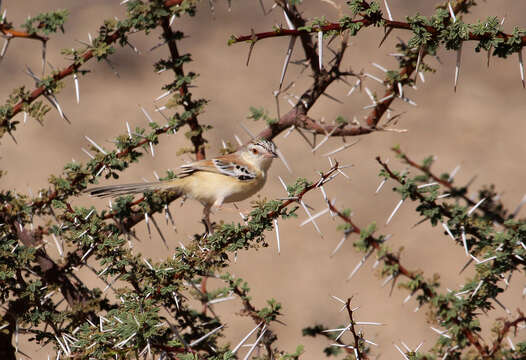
<box><xmin>264</xmin><ymin>150</ymin><xmax>278</xmax><ymax>158</ymax></box>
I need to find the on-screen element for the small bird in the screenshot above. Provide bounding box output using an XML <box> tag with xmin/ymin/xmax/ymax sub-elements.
<box><xmin>85</xmin><ymin>138</ymin><xmax>278</xmax><ymax>231</ymax></box>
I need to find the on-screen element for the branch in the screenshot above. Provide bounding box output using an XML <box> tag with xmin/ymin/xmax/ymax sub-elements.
<box><xmin>0</xmin><ymin>0</ymin><xmax>187</xmax><ymax>141</ymax></box>
<box><xmin>489</xmin><ymin>310</ymin><xmax>526</xmax><ymax>357</ymax></box>
<box><xmin>160</xmin><ymin>16</ymin><xmax>206</xmax><ymax>160</ymax></box>
<box><xmin>345</xmin><ymin>298</ymin><xmax>369</xmax><ymax>360</ymax></box>
<box><xmin>0</xmin><ymin>23</ymin><xmax>48</xmax><ymax>42</ymax></box>
<box><xmin>327</xmin><ymin>202</ymin><xmax>436</xmax><ymax>300</ymax></box>
<box><xmin>232</xmin><ymin>16</ymin><xmax>526</xmax><ymax>46</ymax></box>
<box><xmin>239</xmin><ymin>0</ymin><xmax>493</xmax><ymax>131</ymax></box>
<box><xmin>392</xmin><ymin>147</ymin><xmax>508</xmax><ymax>225</ymax></box>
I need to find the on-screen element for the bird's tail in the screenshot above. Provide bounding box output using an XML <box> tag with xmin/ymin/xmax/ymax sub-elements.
<box><xmin>85</xmin><ymin>181</ymin><xmax>178</xmax><ymax>198</ymax></box>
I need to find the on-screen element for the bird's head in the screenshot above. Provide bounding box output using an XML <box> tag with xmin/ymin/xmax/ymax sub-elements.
<box><xmin>241</xmin><ymin>138</ymin><xmax>277</xmax><ymax>172</ymax></box>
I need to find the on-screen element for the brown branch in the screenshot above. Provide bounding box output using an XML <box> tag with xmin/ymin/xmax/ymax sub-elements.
<box><xmin>159</xmin><ymin>16</ymin><xmax>206</xmax><ymax>160</ymax></box>
<box><xmin>328</xmin><ymin>200</ymin><xmax>489</xmax><ymax>356</ymax></box>
<box><xmin>327</xmin><ymin>202</ymin><xmax>436</xmax><ymax>299</ymax></box>
<box><xmin>0</xmin><ymin>24</ymin><xmax>48</xmax><ymax>42</ymax></box>
<box><xmin>232</xmin><ymin>17</ymin><xmax>526</xmax><ymax>46</ymax></box>
<box><xmin>0</xmin><ymin>0</ymin><xmax>188</xmax><ymax>140</ymax></box>
<box><xmin>240</xmin><ymin>0</ymin><xmax>485</xmax><ymax>131</ymax></box>
<box><xmin>253</xmin><ymin>19</ymin><xmax>366</xmax><ymax>141</ymax></box>
<box><xmin>392</xmin><ymin>147</ymin><xmax>508</xmax><ymax>225</ymax></box>
<box><xmin>277</xmin><ymin>1</ymin><xmax>321</xmax><ymax>75</ymax></box>
<box><xmin>2</xmin><ymin>29</ymin><xmax>124</xmax><ymax>131</ymax></box>
<box><xmin>489</xmin><ymin>310</ymin><xmax>526</xmax><ymax>357</ymax></box>
<box><xmin>258</xmin><ymin>112</ymin><xmax>373</xmax><ymax>141</ymax></box>
<box><xmin>375</xmin><ymin>157</ymin><xmax>495</xmax><ymax>356</ymax></box>
<box><xmin>345</xmin><ymin>298</ymin><xmax>369</xmax><ymax>360</ymax></box>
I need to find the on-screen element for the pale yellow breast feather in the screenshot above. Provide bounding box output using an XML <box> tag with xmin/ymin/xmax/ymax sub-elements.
<box><xmin>171</xmin><ymin>170</ymin><xmax>266</xmax><ymax>206</ymax></box>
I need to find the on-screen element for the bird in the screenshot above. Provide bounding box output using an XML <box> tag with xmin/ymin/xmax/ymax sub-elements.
<box><xmin>85</xmin><ymin>138</ymin><xmax>278</xmax><ymax>232</ymax></box>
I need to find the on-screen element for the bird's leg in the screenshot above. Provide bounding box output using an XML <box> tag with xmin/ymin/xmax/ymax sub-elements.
<box><xmin>202</xmin><ymin>198</ymin><xmax>225</xmax><ymax>236</ymax></box>
<box><xmin>202</xmin><ymin>204</ymin><xmax>213</xmax><ymax>235</ymax></box>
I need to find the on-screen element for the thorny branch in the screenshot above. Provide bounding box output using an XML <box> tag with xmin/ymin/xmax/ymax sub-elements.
<box><xmin>254</xmin><ymin>2</ymin><xmax>371</xmax><ymax>143</ymax></box>
<box><xmin>392</xmin><ymin>146</ymin><xmax>509</xmax><ymax>225</ymax></box>
<box><xmin>374</xmin><ymin>156</ymin><xmax>526</xmax><ymax>357</ymax></box>
<box><xmin>3</xmin><ymin>1</ymin><xmax>526</xmax><ymax>359</ymax></box>
<box><xmin>160</xmin><ymin>15</ymin><xmax>206</xmax><ymax>160</ymax></box>
<box><xmin>346</xmin><ymin>298</ymin><xmax>369</xmax><ymax>360</ymax></box>
<box><xmin>238</xmin><ymin>0</ymin><xmax>484</xmax><ymax>142</ymax></box>
<box><xmin>489</xmin><ymin>311</ymin><xmax>526</xmax><ymax>357</ymax></box>
<box><xmin>327</xmin><ymin>202</ymin><xmax>436</xmax><ymax>299</ymax></box>
<box><xmin>329</xmin><ymin>199</ymin><xmax>488</xmax><ymax>356</ymax></box>
<box><xmin>233</xmin><ymin>4</ymin><xmax>523</xmax><ymax>45</ymax></box>
<box><xmin>0</xmin><ymin>0</ymin><xmax>188</xmax><ymax>141</ymax></box>
<box><xmin>0</xmin><ymin>23</ymin><xmax>48</xmax><ymax>42</ymax></box>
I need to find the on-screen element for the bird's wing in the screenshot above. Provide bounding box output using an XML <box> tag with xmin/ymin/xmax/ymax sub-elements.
<box><xmin>178</xmin><ymin>155</ymin><xmax>257</xmax><ymax>181</ymax></box>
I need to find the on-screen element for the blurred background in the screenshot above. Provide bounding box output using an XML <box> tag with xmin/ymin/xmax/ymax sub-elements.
<box><xmin>1</xmin><ymin>0</ymin><xmax>526</xmax><ymax>358</ymax></box>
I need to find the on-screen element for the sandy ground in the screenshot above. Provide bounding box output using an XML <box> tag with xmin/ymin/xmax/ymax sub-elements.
<box><xmin>1</xmin><ymin>0</ymin><xmax>526</xmax><ymax>358</ymax></box>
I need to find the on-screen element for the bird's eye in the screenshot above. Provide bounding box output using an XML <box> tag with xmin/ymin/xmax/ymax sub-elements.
<box><xmin>251</xmin><ymin>148</ymin><xmax>259</xmax><ymax>155</ymax></box>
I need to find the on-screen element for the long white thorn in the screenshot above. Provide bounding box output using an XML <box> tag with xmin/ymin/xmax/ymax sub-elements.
<box><xmin>189</xmin><ymin>325</ymin><xmax>224</xmax><ymax>347</ymax></box>
<box><xmin>73</xmin><ymin>74</ymin><xmax>80</xmax><ymax>104</ymax></box>
<box><xmin>347</xmin><ymin>248</ymin><xmax>374</xmax><ymax>279</ymax></box>
<box><xmin>81</xmin><ymin>148</ymin><xmax>95</xmax><ymax>159</ymax></box>
<box><xmin>364</xmin><ymin>87</ymin><xmax>376</xmax><ymax>104</ymax></box>
<box><xmin>347</xmin><ymin>79</ymin><xmax>361</xmax><ymax>96</ymax></box>
<box><xmin>311</xmin><ymin>127</ymin><xmax>337</xmax><ymax>153</ymax></box>
<box><xmin>276</xmin><ymin>148</ymin><xmax>292</xmax><ymax>173</ymax></box>
<box><xmin>279</xmin><ymin>10</ymin><xmax>297</xmax><ymax>89</ymax></box>
<box><xmin>321</xmin><ymin>139</ymin><xmax>360</xmax><ymax>156</ymax></box>
<box><xmin>234</xmin><ymin>134</ymin><xmax>243</xmax><ymax>146</ymax></box>
<box><xmin>45</xmin><ymin>93</ymin><xmax>70</xmax><ymax>123</ymax></box>
<box><xmin>364</xmin><ymin>73</ymin><xmax>384</xmax><ymax>84</ymax></box>
<box><xmin>461</xmin><ymin>226</ymin><xmax>469</xmax><ymax>256</ymax></box>
<box><xmin>467</xmin><ymin>198</ymin><xmax>486</xmax><ymax>216</ymax></box>
<box><xmin>258</xmin><ymin>0</ymin><xmax>267</xmax><ymax>15</ymax></box>
<box><xmin>519</xmin><ymin>50</ymin><xmax>525</xmax><ymax>88</ymax></box>
<box><xmin>386</xmin><ymin>199</ymin><xmax>404</xmax><ymax>224</ymax></box>
<box><xmin>414</xmin><ymin>46</ymin><xmax>424</xmax><ymax>84</ymax></box>
<box><xmin>141</xmin><ymin>106</ymin><xmax>154</xmax><ymax>123</ymax></box>
<box><xmin>331</xmin><ymin>234</ymin><xmax>348</xmax><ymax>257</ymax></box>
<box><xmin>383</xmin><ymin>0</ymin><xmax>393</xmax><ymax>20</ymax></box>
<box><xmin>155</xmin><ymin>90</ymin><xmax>171</xmax><ymax>101</ymax></box>
<box><xmin>0</xmin><ymin>38</ymin><xmax>9</xmax><ymax>59</ymax></box>
<box><xmin>283</xmin><ymin>125</ymin><xmax>295</xmax><ymax>138</ymax></box>
<box><xmin>52</xmin><ymin>234</ymin><xmax>63</xmax><ymax>257</ymax></box>
<box><xmin>126</xmin><ymin>121</ymin><xmax>132</xmax><ymax>139</ymax></box>
<box><xmin>471</xmin><ymin>280</ymin><xmax>483</xmax><ymax>298</ymax></box>
<box><xmin>430</xmin><ymin>327</ymin><xmax>451</xmax><ymax>339</ymax></box>
<box><xmin>448</xmin><ymin>165</ymin><xmax>461</xmax><ymax>182</ymax></box>
<box><xmin>243</xmin><ymin>325</ymin><xmax>267</xmax><ymax>360</ymax></box>
<box><xmin>441</xmin><ymin>222</ymin><xmax>455</xmax><ymax>241</ymax></box>
<box><xmin>397</xmin><ymin>81</ymin><xmax>403</xmax><ymax>98</ymax></box>
<box><xmin>300</xmin><ymin>201</ymin><xmax>322</xmax><ymax>236</ymax></box>
<box><xmin>85</xmin><ymin>136</ymin><xmax>107</xmax><ymax>155</ymax></box>
<box><xmin>278</xmin><ymin>176</ymin><xmax>288</xmax><ymax>192</ymax></box>
<box><xmin>372</xmin><ymin>62</ymin><xmax>388</xmax><ymax>72</ymax></box>
<box><xmin>232</xmin><ymin>322</ymin><xmax>263</xmax><ymax>354</ymax></box>
<box><xmin>300</xmin><ymin>207</ymin><xmax>329</xmax><ymax>227</ymax></box>
<box><xmin>454</xmin><ymin>43</ymin><xmax>462</xmax><ymax>92</ymax></box>
<box><xmin>512</xmin><ymin>194</ymin><xmax>526</xmax><ymax>217</ymax></box>
<box><xmin>273</xmin><ymin>219</ymin><xmax>280</xmax><ymax>254</ymax></box>
<box><xmin>394</xmin><ymin>344</ymin><xmax>410</xmax><ymax>360</ymax></box>
<box><xmin>448</xmin><ymin>1</ymin><xmax>457</xmax><ymax>22</ymax></box>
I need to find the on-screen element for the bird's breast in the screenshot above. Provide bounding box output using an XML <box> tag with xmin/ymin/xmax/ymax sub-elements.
<box><xmin>178</xmin><ymin>171</ymin><xmax>267</xmax><ymax>205</ymax></box>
